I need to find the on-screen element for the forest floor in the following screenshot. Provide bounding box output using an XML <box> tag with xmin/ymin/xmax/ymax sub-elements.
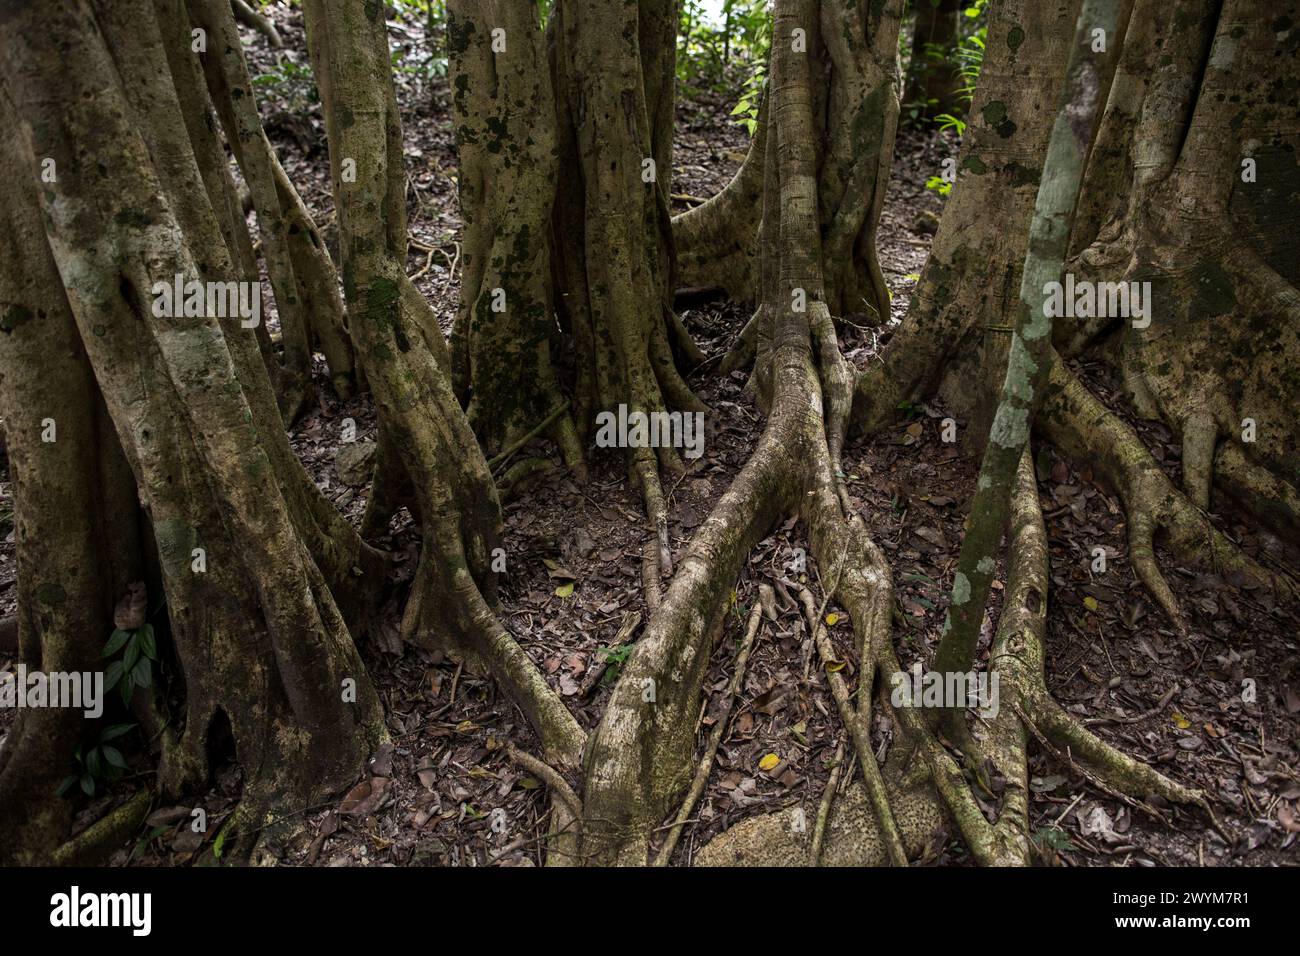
<box><xmin>1</xmin><ymin>5</ymin><xmax>1297</xmax><ymax>867</ymax></box>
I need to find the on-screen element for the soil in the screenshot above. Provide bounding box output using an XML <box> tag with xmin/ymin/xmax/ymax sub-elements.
<box><xmin>1</xmin><ymin>3</ymin><xmax>1296</xmax><ymax>868</ymax></box>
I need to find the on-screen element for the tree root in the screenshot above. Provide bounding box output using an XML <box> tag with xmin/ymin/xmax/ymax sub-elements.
<box><xmin>506</xmin><ymin>744</ymin><xmax>583</xmax><ymax>820</ymax></box>
<box><xmin>798</xmin><ymin>582</ymin><xmax>906</xmax><ymax>865</ymax></box>
<box><xmin>652</xmin><ymin>593</ymin><xmax>767</xmax><ymax>866</ymax></box>
<box><xmin>695</xmin><ymin>440</ymin><xmax>1212</xmax><ymax>866</ymax></box>
<box><xmin>50</xmin><ymin>790</ymin><xmax>153</xmax><ymax>867</ymax></box>
<box><xmin>1040</xmin><ymin>358</ymin><xmax>1296</xmax><ymax>631</ymax></box>
<box><xmin>1213</xmin><ymin>442</ymin><xmax>1300</xmax><ymax>542</ymax></box>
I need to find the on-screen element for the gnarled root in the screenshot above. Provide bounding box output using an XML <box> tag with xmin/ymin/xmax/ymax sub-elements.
<box><xmin>1040</xmin><ymin>358</ymin><xmax>1296</xmax><ymax>631</ymax></box>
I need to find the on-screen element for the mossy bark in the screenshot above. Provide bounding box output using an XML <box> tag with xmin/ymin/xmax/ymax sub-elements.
<box><xmin>446</xmin><ymin>0</ymin><xmax>581</xmax><ymax>465</ymax></box>
<box><xmin>302</xmin><ymin>0</ymin><xmax>585</xmax><ymax>767</ymax></box>
<box><xmin>0</xmin><ymin>0</ymin><xmax>387</xmax><ymax>861</ymax></box>
<box><xmin>675</xmin><ymin>0</ymin><xmax>901</xmax><ymax>323</ymax></box>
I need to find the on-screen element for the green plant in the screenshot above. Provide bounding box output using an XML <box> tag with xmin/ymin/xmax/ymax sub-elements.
<box><xmin>252</xmin><ymin>57</ymin><xmax>318</xmax><ymax>109</ymax></box>
<box><xmin>103</xmin><ymin>622</ymin><xmax>157</xmax><ymax>706</ymax></box>
<box><xmin>1031</xmin><ymin>826</ymin><xmax>1074</xmax><ymax>853</ymax></box>
<box><xmin>58</xmin><ymin>723</ymin><xmax>135</xmax><ymax>797</ymax></box>
<box><xmin>678</xmin><ymin>0</ymin><xmax>771</xmax><ymax>123</ymax></box>
<box><xmin>597</xmin><ymin>643</ymin><xmax>634</xmax><ymax>684</ymax></box>
<box><xmin>925</xmin><ymin>173</ymin><xmax>952</xmax><ymax>197</ymax></box>
<box><xmin>952</xmin><ymin>4</ymin><xmax>988</xmax><ymax>108</ymax></box>
<box><xmin>729</xmin><ymin>63</ymin><xmax>766</xmax><ymax>136</ymax></box>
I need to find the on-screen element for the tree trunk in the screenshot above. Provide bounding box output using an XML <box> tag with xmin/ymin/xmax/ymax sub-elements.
<box><xmin>676</xmin><ymin>0</ymin><xmax>902</xmax><ymax>326</ymax></box>
<box><xmin>902</xmin><ymin>0</ymin><xmax>962</xmax><ymax>117</ymax></box>
<box><xmin>301</xmin><ymin>0</ymin><xmax>586</xmax><ymax>768</ymax></box>
<box><xmin>445</xmin><ymin>1</ymin><xmax>583</xmax><ymax>465</ymax></box>
<box><xmin>0</xmin><ymin>0</ymin><xmax>386</xmax><ymax>862</ymax></box>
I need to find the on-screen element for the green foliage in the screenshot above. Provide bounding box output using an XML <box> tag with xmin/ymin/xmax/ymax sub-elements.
<box><xmin>252</xmin><ymin>57</ymin><xmax>318</xmax><ymax>109</ymax></box>
<box><xmin>951</xmin><ymin>8</ymin><xmax>987</xmax><ymax>109</ymax></box>
<box><xmin>58</xmin><ymin>723</ymin><xmax>136</xmax><ymax>798</ymax></box>
<box><xmin>1031</xmin><ymin>826</ymin><xmax>1074</xmax><ymax>853</ymax></box>
<box><xmin>728</xmin><ymin>60</ymin><xmax>766</xmax><ymax>136</ymax></box>
<box><xmin>902</xmin><ymin>0</ymin><xmax>988</xmax><ymax>131</ymax></box>
<box><xmin>103</xmin><ymin>622</ymin><xmax>158</xmax><ymax>706</ymax></box>
<box><xmin>597</xmin><ymin>643</ymin><xmax>634</xmax><ymax>684</ymax></box>
<box><xmin>679</xmin><ymin>0</ymin><xmax>770</xmax><ymax>133</ymax></box>
<box><xmin>925</xmin><ymin>173</ymin><xmax>952</xmax><ymax>197</ymax></box>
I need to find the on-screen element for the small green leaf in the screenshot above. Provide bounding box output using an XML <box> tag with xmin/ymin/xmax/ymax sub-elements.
<box><xmin>100</xmin><ymin>723</ymin><xmax>136</xmax><ymax>742</ymax></box>
<box><xmin>103</xmin><ymin>660</ymin><xmax>125</xmax><ymax>692</ymax></box>
<box><xmin>138</xmin><ymin>623</ymin><xmax>156</xmax><ymax>660</ymax></box>
<box><xmin>122</xmin><ymin>637</ymin><xmax>141</xmax><ymax>676</ymax></box>
<box><xmin>102</xmin><ymin>745</ymin><xmax>127</xmax><ymax>770</ymax></box>
<box><xmin>131</xmin><ymin>657</ymin><xmax>152</xmax><ymax>688</ymax></box>
<box><xmin>554</xmin><ymin>582</ymin><xmax>575</xmax><ymax>598</ymax></box>
<box><xmin>103</xmin><ymin>629</ymin><xmax>130</xmax><ymax>657</ymax></box>
<box><xmin>80</xmin><ymin>773</ymin><xmax>96</xmax><ymax>797</ymax></box>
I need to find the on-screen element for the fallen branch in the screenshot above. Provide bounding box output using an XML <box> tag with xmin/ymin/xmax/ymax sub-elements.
<box><xmin>808</xmin><ymin>738</ymin><xmax>845</xmax><ymax>866</ymax></box>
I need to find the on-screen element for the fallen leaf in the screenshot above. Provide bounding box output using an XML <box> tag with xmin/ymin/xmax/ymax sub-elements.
<box><xmin>758</xmin><ymin>753</ymin><xmax>780</xmax><ymax>772</ymax></box>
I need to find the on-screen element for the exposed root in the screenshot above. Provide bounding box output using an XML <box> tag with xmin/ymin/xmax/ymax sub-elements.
<box><xmin>50</xmin><ymin>790</ymin><xmax>153</xmax><ymax>866</ymax></box>
<box><xmin>232</xmin><ymin>0</ymin><xmax>283</xmax><ymax>47</ymax></box>
<box><xmin>634</xmin><ymin>450</ymin><xmax>675</xmax><ymax>578</ymax></box>
<box><xmin>1213</xmin><ymin>442</ymin><xmax>1300</xmax><ymax>542</ymax></box>
<box><xmin>641</xmin><ymin>541</ymin><xmax>663</xmax><ymax>612</ymax></box>
<box><xmin>1180</xmin><ymin>411</ymin><xmax>1217</xmax><ymax>511</ymax></box>
<box><xmin>1016</xmin><ymin>695</ymin><xmax>1204</xmax><ymax>817</ymax></box>
<box><xmin>506</xmin><ymin>744</ymin><xmax>584</xmax><ymax>820</ymax></box>
<box><xmin>798</xmin><ymin>583</ymin><xmax>907</xmax><ymax>865</ymax></box>
<box><xmin>1041</xmin><ymin>358</ymin><xmax>1297</xmax><ymax>631</ymax></box>
<box><xmin>652</xmin><ymin>594</ymin><xmax>767</xmax><ymax>866</ymax></box>
<box><xmin>721</xmin><ymin>307</ymin><xmax>762</xmax><ymax>375</ymax></box>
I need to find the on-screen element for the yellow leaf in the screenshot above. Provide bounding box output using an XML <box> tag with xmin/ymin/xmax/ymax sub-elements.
<box><xmin>825</xmin><ymin>660</ymin><xmax>846</xmax><ymax>673</ymax></box>
<box><xmin>1083</xmin><ymin>596</ymin><xmax>1099</xmax><ymax>611</ymax></box>
<box><xmin>758</xmin><ymin>753</ymin><xmax>780</xmax><ymax>772</ymax></box>
<box><xmin>555</xmin><ymin>582</ymin><xmax>575</xmax><ymax>598</ymax></box>
<box><xmin>455</xmin><ymin>719</ymin><xmax>477</xmax><ymax>734</ymax></box>
<box><xmin>825</xmin><ymin>612</ymin><xmax>840</xmax><ymax>626</ymax></box>
<box><xmin>1172</xmin><ymin>711</ymin><xmax>1190</xmax><ymax>730</ymax></box>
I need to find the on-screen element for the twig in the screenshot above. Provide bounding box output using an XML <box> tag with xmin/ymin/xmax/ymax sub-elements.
<box><xmin>487</xmin><ymin>401</ymin><xmax>570</xmax><ymax>472</ymax></box>
<box><xmin>809</xmin><ymin>739</ymin><xmax>844</xmax><ymax>866</ymax></box>
<box><xmin>1083</xmin><ymin>683</ymin><xmax>1178</xmax><ymax>726</ymax></box>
